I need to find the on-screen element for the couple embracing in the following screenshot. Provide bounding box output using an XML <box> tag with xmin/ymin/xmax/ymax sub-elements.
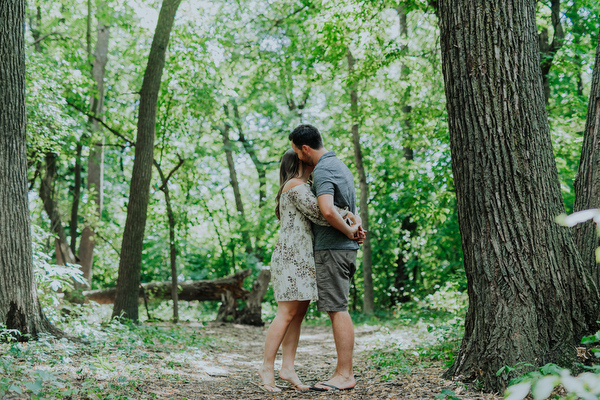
<box><xmin>258</xmin><ymin>124</ymin><xmax>364</xmax><ymax>392</ymax></box>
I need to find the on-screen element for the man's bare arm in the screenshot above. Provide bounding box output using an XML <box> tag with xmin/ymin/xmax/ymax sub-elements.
<box><xmin>317</xmin><ymin>194</ymin><xmax>359</xmax><ymax>239</ymax></box>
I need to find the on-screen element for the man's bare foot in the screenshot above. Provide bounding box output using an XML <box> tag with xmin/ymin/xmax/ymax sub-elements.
<box><xmin>257</xmin><ymin>364</ymin><xmax>281</xmax><ymax>392</ymax></box>
<box><xmin>311</xmin><ymin>374</ymin><xmax>356</xmax><ymax>391</ymax></box>
<box><xmin>278</xmin><ymin>368</ymin><xmax>309</xmax><ymax>390</ymax></box>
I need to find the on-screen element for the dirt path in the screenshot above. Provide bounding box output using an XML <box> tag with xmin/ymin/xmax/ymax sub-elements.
<box><xmin>134</xmin><ymin>322</ymin><xmax>500</xmax><ymax>400</ymax></box>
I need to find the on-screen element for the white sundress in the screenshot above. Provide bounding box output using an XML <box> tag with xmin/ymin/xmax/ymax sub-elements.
<box><xmin>270</xmin><ymin>183</ymin><xmax>348</xmax><ymax>301</ymax></box>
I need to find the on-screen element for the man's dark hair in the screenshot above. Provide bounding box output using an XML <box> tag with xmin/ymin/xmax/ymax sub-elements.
<box><xmin>289</xmin><ymin>124</ymin><xmax>324</xmax><ymax>150</ymax></box>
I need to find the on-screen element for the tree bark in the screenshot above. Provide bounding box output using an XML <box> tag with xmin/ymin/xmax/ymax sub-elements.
<box><xmin>84</xmin><ymin>269</ymin><xmax>252</xmax><ymax>304</ymax></box>
<box><xmin>112</xmin><ymin>0</ymin><xmax>182</xmax><ymax>321</ymax></box>
<box><xmin>347</xmin><ymin>50</ymin><xmax>374</xmax><ymax>315</ymax></box>
<box><xmin>437</xmin><ymin>0</ymin><xmax>599</xmax><ymax>392</ymax></box>
<box><xmin>235</xmin><ymin>269</ymin><xmax>271</xmax><ymax>326</ymax></box>
<box><xmin>154</xmin><ymin>158</ymin><xmax>184</xmax><ymax>322</ymax></box>
<box><xmin>78</xmin><ymin>21</ymin><xmax>110</xmax><ymax>285</ymax></box>
<box><xmin>573</xmin><ymin>29</ymin><xmax>600</xmax><ymax>286</ymax></box>
<box><xmin>0</xmin><ymin>0</ymin><xmax>62</xmax><ymax>341</ymax></box>
<box><xmin>219</xmin><ymin>111</ymin><xmax>253</xmax><ymax>256</ymax></box>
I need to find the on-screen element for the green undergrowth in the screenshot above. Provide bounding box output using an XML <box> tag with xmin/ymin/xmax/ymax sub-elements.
<box><xmin>0</xmin><ymin>303</ymin><xmax>216</xmax><ymax>400</ymax></box>
<box><xmin>502</xmin><ymin>331</ymin><xmax>600</xmax><ymax>400</ymax></box>
<box><xmin>366</xmin><ymin>283</ymin><xmax>467</xmax><ymax>382</ymax></box>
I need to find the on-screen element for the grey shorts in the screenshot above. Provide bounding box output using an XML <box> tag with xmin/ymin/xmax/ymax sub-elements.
<box><xmin>314</xmin><ymin>249</ymin><xmax>357</xmax><ymax>312</ymax></box>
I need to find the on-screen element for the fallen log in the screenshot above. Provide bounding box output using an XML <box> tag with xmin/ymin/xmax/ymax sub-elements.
<box><xmin>83</xmin><ymin>269</ymin><xmax>252</xmax><ymax>304</ymax></box>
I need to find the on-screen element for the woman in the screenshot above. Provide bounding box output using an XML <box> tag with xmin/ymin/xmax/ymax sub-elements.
<box><xmin>257</xmin><ymin>149</ymin><xmax>359</xmax><ymax>392</ymax></box>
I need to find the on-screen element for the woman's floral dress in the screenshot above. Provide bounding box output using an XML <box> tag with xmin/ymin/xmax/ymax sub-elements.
<box><xmin>270</xmin><ymin>183</ymin><xmax>348</xmax><ymax>301</ymax></box>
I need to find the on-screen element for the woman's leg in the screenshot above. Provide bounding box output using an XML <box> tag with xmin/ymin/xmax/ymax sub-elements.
<box><xmin>258</xmin><ymin>301</ymin><xmax>301</xmax><ymax>392</ymax></box>
<box><xmin>279</xmin><ymin>300</ymin><xmax>310</xmax><ymax>389</ymax></box>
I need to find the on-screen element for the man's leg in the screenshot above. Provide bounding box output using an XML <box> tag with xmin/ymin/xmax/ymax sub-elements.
<box><xmin>312</xmin><ymin>249</ymin><xmax>357</xmax><ymax>390</ymax></box>
<box><xmin>330</xmin><ymin>310</ymin><xmax>355</xmax><ymax>381</ymax></box>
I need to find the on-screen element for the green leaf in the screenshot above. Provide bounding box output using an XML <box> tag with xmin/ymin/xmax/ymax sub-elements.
<box><xmin>497</xmin><ymin>365</ymin><xmax>515</xmax><ymax>376</ymax></box>
<box><xmin>25</xmin><ymin>379</ymin><xmax>43</xmax><ymax>395</ymax></box>
<box><xmin>8</xmin><ymin>385</ymin><xmax>23</xmax><ymax>394</ymax></box>
<box><xmin>539</xmin><ymin>363</ymin><xmax>562</xmax><ymax>375</ymax></box>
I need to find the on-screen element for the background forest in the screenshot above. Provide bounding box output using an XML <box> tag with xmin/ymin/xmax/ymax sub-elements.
<box><xmin>27</xmin><ymin>0</ymin><xmax>597</xmax><ymax>310</ymax></box>
<box><xmin>2</xmin><ymin>0</ymin><xmax>600</xmax><ymax>398</ymax></box>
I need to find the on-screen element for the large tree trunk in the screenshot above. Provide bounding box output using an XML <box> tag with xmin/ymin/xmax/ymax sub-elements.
<box><xmin>112</xmin><ymin>0</ymin><xmax>182</xmax><ymax>321</ymax></box>
<box><xmin>0</xmin><ymin>0</ymin><xmax>62</xmax><ymax>341</ymax></box>
<box><xmin>573</xmin><ymin>30</ymin><xmax>600</xmax><ymax>286</ymax></box>
<box><xmin>219</xmin><ymin>111</ymin><xmax>253</xmax><ymax>256</ymax></box>
<box><xmin>78</xmin><ymin>12</ymin><xmax>110</xmax><ymax>285</ymax></box>
<box><xmin>437</xmin><ymin>0</ymin><xmax>600</xmax><ymax>392</ymax></box>
<box><xmin>347</xmin><ymin>50</ymin><xmax>374</xmax><ymax>314</ymax></box>
<box><xmin>85</xmin><ymin>269</ymin><xmax>252</xmax><ymax>304</ymax></box>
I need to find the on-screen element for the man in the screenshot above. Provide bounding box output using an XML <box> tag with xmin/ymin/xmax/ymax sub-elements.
<box><xmin>289</xmin><ymin>124</ymin><xmax>363</xmax><ymax>391</ymax></box>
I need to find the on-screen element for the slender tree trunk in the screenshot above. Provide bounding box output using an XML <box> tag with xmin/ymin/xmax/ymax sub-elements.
<box><xmin>347</xmin><ymin>50</ymin><xmax>374</xmax><ymax>315</ymax></box>
<box><xmin>78</xmin><ymin>20</ymin><xmax>110</xmax><ymax>285</ymax></box>
<box><xmin>86</xmin><ymin>0</ymin><xmax>92</xmax><ymax>58</ymax></box>
<box><xmin>0</xmin><ymin>0</ymin><xmax>62</xmax><ymax>341</ymax></box>
<box><xmin>30</xmin><ymin>0</ymin><xmax>76</xmax><ymax>268</ymax></box>
<box><xmin>538</xmin><ymin>0</ymin><xmax>565</xmax><ymax>104</ymax></box>
<box><xmin>397</xmin><ymin>5</ymin><xmax>413</xmax><ymax>160</ymax></box>
<box><xmin>31</xmin><ymin>5</ymin><xmax>42</xmax><ymax>52</ymax></box>
<box><xmin>70</xmin><ymin>143</ymin><xmax>82</xmax><ymax>254</ymax></box>
<box><xmin>568</xmin><ymin>0</ymin><xmax>586</xmax><ymax>98</ymax></box>
<box><xmin>392</xmin><ymin>217</ymin><xmax>417</xmax><ymax>305</ymax></box>
<box><xmin>219</xmin><ymin>113</ymin><xmax>253</xmax><ymax>256</ymax></box>
<box><xmin>112</xmin><ymin>0</ymin><xmax>182</xmax><ymax>321</ymax></box>
<box><xmin>232</xmin><ymin>102</ymin><xmax>267</xmax><ymax>256</ymax></box>
<box><xmin>573</xmin><ymin>29</ymin><xmax>600</xmax><ymax>286</ymax></box>
<box><xmin>392</xmin><ymin>5</ymin><xmax>418</xmax><ymax>305</ymax></box>
<box><xmin>154</xmin><ymin>159</ymin><xmax>184</xmax><ymax>323</ymax></box>
<box><xmin>438</xmin><ymin>0</ymin><xmax>599</xmax><ymax>392</ymax></box>
<box><xmin>39</xmin><ymin>153</ymin><xmax>77</xmax><ymax>265</ymax></box>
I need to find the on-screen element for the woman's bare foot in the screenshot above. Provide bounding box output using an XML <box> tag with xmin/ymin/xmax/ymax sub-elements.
<box><xmin>258</xmin><ymin>364</ymin><xmax>281</xmax><ymax>392</ymax></box>
<box><xmin>278</xmin><ymin>368</ymin><xmax>309</xmax><ymax>390</ymax></box>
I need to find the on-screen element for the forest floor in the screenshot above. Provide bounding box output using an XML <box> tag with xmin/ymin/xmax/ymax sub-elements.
<box><xmin>153</xmin><ymin>321</ymin><xmax>501</xmax><ymax>400</ymax></box>
<box><xmin>0</xmin><ymin>313</ymin><xmax>503</xmax><ymax>400</ymax></box>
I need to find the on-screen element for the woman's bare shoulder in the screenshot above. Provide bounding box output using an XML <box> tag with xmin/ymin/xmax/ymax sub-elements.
<box><xmin>282</xmin><ymin>179</ymin><xmax>307</xmax><ymax>193</ymax></box>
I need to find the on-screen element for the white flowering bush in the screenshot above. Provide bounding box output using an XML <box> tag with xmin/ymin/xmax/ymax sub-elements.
<box><xmin>555</xmin><ymin>208</ymin><xmax>600</xmax><ymax>262</ymax></box>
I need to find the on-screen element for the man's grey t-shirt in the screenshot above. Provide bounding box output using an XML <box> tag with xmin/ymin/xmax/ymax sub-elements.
<box><xmin>312</xmin><ymin>151</ymin><xmax>360</xmax><ymax>251</ymax></box>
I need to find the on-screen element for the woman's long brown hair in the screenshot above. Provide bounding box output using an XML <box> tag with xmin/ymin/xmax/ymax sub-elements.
<box><xmin>275</xmin><ymin>149</ymin><xmax>300</xmax><ymax>220</ymax></box>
